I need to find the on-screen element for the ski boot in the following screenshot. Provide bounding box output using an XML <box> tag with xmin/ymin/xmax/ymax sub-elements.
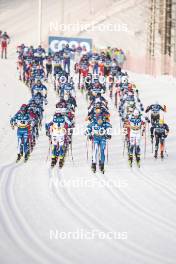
<box><xmin>128</xmin><ymin>154</ymin><xmax>133</xmax><ymax>167</ymax></box>
<box><xmin>91</xmin><ymin>163</ymin><xmax>96</xmax><ymax>173</ymax></box>
<box><xmin>161</xmin><ymin>151</ymin><xmax>164</xmax><ymax>159</ymax></box>
<box><xmin>100</xmin><ymin>163</ymin><xmax>105</xmax><ymax>174</ymax></box>
<box><xmin>59</xmin><ymin>157</ymin><xmax>64</xmax><ymax>168</ymax></box>
<box><xmin>136</xmin><ymin>154</ymin><xmax>140</xmax><ymax>168</ymax></box>
<box><xmin>16</xmin><ymin>154</ymin><xmax>21</xmax><ymax>162</ymax></box>
<box><xmin>24</xmin><ymin>153</ymin><xmax>29</xmax><ymax>162</ymax></box>
<box><xmin>154</xmin><ymin>150</ymin><xmax>158</xmax><ymax>159</ymax></box>
<box><xmin>51</xmin><ymin>157</ymin><xmax>56</xmax><ymax>167</ymax></box>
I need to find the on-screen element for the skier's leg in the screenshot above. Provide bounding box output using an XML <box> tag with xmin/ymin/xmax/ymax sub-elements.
<box><xmin>150</xmin><ymin>126</ymin><xmax>154</xmax><ymax>142</ymax></box>
<box><xmin>92</xmin><ymin>141</ymin><xmax>98</xmax><ymax>164</ymax></box>
<box><xmin>51</xmin><ymin>144</ymin><xmax>57</xmax><ymax>166</ymax></box>
<box><xmin>154</xmin><ymin>135</ymin><xmax>159</xmax><ymax>157</ymax></box>
<box><xmin>92</xmin><ymin>141</ymin><xmax>98</xmax><ymax>171</ymax></box>
<box><xmin>5</xmin><ymin>47</ymin><xmax>7</xmax><ymax>59</ymax></box>
<box><xmin>1</xmin><ymin>47</ymin><xmax>4</xmax><ymax>59</ymax></box>
<box><xmin>23</xmin><ymin>131</ymin><xmax>29</xmax><ymax>159</ymax></box>
<box><xmin>160</xmin><ymin>137</ymin><xmax>165</xmax><ymax>158</ymax></box>
<box><xmin>129</xmin><ymin>135</ymin><xmax>135</xmax><ymax>163</ymax></box>
<box><xmin>135</xmin><ymin>134</ymin><xmax>141</xmax><ymax>162</ymax></box>
<box><xmin>17</xmin><ymin>135</ymin><xmax>22</xmax><ymax>155</ymax></box>
<box><xmin>68</xmin><ymin>60</ymin><xmax>70</xmax><ymax>74</ymax></box>
<box><xmin>100</xmin><ymin>139</ymin><xmax>106</xmax><ymax>171</ymax></box>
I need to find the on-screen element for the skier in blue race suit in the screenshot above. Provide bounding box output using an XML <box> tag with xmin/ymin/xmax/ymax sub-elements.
<box><xmin>86</xmin><ymin>115</ymin><xmax>112</xmax><ymax>173</ymax></box>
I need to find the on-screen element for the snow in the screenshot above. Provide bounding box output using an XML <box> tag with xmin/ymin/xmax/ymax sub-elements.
<box><xmin>0</xmin><ymin>1</ymin><xmax>176</xmax><ymax>264</ymax></box>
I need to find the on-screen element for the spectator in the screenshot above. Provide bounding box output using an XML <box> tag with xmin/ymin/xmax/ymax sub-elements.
<box><xmin>1</xmin><ymin>31</ymin><xmax>10</xmax><ymax>59</ymax></box>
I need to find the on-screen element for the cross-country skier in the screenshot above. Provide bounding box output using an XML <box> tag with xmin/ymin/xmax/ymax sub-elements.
<box><xmin>46</xmin><ymin>108</ymin><xmax>72</xmax><ymax>167</ymax></box>
<box><xmin>86</xmin><ymin>115</ymin><xmax>112</xmax><ymax>173</ymax></box>
<box><xmin>31</xmin><ymin>79</ymin><xmax>47</xmax><ymax>98</ymax></box>
<box><xmin>151</xmin><ymin>119</ymin><xmax>169</xmax><ymax>159</ymax></box>
<box><xmin>145</xmin><ymin>102</ymin><xmax>166</xmax><ymax>125</ymax></box>
<box><xmin>126</xmin><ymin>109</ymin><xmax>146</xmax><ymax>167</ymax></box>
<box><xmin>62</xmin><ymin>44</ymin><xmax>75</xmax><ymax>74</ymax></box>
<box><xmin>10</xmin><ymin>104</ymin><xmax>31</xmax><ymax>161</ymax></box>
<box><xmin>34</xmin><ymin>45</ymin><xmax>46</xmax><ymax>65</ymax></box>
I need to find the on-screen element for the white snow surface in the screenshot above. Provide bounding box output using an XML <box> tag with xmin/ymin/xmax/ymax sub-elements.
<box><xmin>0</xmin><ymin>1</ymin><xmax>176</xmax><ymax>264</ymax></box>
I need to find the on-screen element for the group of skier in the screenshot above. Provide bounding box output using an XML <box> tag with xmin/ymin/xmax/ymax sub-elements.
<box><xmin>45</xmin><ymin>48</ymin><xmax>77</xmax><ymax>168</ymax></box>
<box><xmin>76</xmin><ymin>52</ymin><xmax>118</xmax><ymax>173</ymax></box>
<box><xmin>45</xmin><ymin>87</ymin><xmax>77</xmax><ymax>168</ymax></box>
<box><xmin>11</xmin><ymin>42</ymin><xmax>170</xmax><ymax>169</ymax></box>
<box><xmin>10</xmin><ymin>44</ymin><xmax>48</xmax><ymax>162</ymax></box>
<box><xmin>118</xmin><ymin>75</ymin><xmax>169</xmax><ymax>166</ymax></box>
<box><xmin>76</xmin><ymin>48</ymin><xmax>169</xmax><ymax>170</ymax></box>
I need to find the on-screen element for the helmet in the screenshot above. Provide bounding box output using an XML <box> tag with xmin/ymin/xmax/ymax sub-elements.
<box><xmin>97</xmin><ymin>116</ymin><xmax>103</xmax><ymax>125</ymax></box>
<box><xmin>129</xmin><ymin>101</ymin><xmax>135</xmax><ymax>107</ymax></box>
<box><xmin>95</xmin><ymin>108</ymin><xmax>101</xmax><ymax>114</ymax></box>
<box><xmin>159</xmin><ymin>119</ymin><xmax>164</xmax><ymax>125</ymax></box>
<box><xmin>64</xmin><ymin>93</ymin><xmax>69</xmax><ymax>101</ymax></box>
<box><xmin>128</xmin><ymin>83</ymin><xmax>133</xmax><ymax>90</ymax></box>
<box><xmin>94</xmin><ymin>82</ymin><xmax>99</xmax><ymax>88</ymax></box>
<box><xmin>122</xmin><ymin>76</ymin><xmax>128</xmax><ymax>84</ymax></box>
<box><xmin>36</xmin><ymin>79</ymin><xmax>41</xmax><ymax>85</ymax></box>
<box><xmin>35</xmin><ymin>92</ymin><xmax>42</xmax><ymax>98</ymax></box>
<box><xmin>94</xmin><ymin>77</ymin><xmax>99</xmax><ymax>83</ymax></box>
<box><xmin>20</xmin><ymin>104</ymin><xmax>28</xmax><ymax>110</ymax></box>
<box><xmin>128</xmin><ymin>107</ymin><xmax>134</xmax><ymax>113</ymax></box>
<box><xmin>55</xmin><ymin>108</ymin><xmax>62</xmax><ymax>114</ymax></box>
<box><xmin>133</xmin><ymin>109</ymin><xmax>139</xmax><ymax>117</ymax></box>
<box><xmin>19</xmin><ymin>109</ymin><xmax>26</xmax><ymax>115</ymax></box>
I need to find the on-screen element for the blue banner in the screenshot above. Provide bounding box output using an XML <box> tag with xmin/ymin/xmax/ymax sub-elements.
<box><xmin>48</xmin><ymin>36</ymin><xmax>92</xmax><ymax>54</ymax></box>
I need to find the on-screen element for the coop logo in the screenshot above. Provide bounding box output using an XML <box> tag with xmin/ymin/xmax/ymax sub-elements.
<box><xmin>49</xmin><ymin>36</ymin><xmax>92</xmax><ymax>53</ymax></box>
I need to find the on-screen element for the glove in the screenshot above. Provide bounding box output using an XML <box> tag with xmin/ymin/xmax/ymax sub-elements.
<box><xmin>107</xmin><ymin>135</ymin><xmax>112</xmax><ymax>139</ymax></box>
<box><xmin>88</xmin><ymin>135</ymin><xmax>93</xmax><ymax>140</ymax></box>
<box><xmin>11</xmin><ymin>124</ymin><xmax>15</xmax><ymax>130</ymax></box>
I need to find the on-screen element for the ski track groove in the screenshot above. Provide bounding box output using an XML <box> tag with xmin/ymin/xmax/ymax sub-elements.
<box><xmin>97</xmin><ymin>172</ymin><xmax>175</xmax><ymax>264</ymax></box>
<box><xmin>107</xmin><ymin>93</ymin><xmax>176</xmax><ymax>235</ymax></box>
<box><xmin>0</xmin><ymin>163</ymin><xmax>45</xmax><ymax>264</ymax></box>
<box><xmin>104</xmin><ymin>168</ymin><xmax>176</xmax><ymax>237</ymax></box>
<box><xmin>50</xmin><ymin>167</ymin><xmax>174</xmax><ymax>264</ymax></box>
<box><xmin>0</xmin><ymin>163</ymin><xmax>73</xmax><ymax>264</ymax></box>
<box><xmin>139</xmin><ymin>167</ymin><xmax>176</xmax><ymax>201</ymax></box>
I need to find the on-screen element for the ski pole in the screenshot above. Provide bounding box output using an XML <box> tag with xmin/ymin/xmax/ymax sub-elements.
<box><xmin>164</xmin><ymin>141</ymin><xmax>168</xmax><ymax>157</ymax></box>
<box><xmin>46</xmin><ymin>142</ymin><xmax>51</xmax><ymax>163</ymax></box>
<box><xmin>144</xmin><ymin>129</ymin><xmax>147</xmax><ymax>159</ymax></box>
<box><xmin>70</xmin><ymin>140</ymin><xmax>74</xmax><ymax>162</ymax></box>
<box><xmin>123</xmin><ymin>136</ymin><xmax>126</xmax><ymax>157</ymax></box>
<box><xmin>106</xmin><ymin>141</ymin><xmax>109</xmax><ymax>164</ymax></box>
<box><xmin>86</xmin><ymin>137</ymin><xmax>89</xmax><ymax>161</ymax></box>
<box><xmin>152</xmin><ymin>140</ymin><xmax>153</xmax><ymax>154</ymax></box>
